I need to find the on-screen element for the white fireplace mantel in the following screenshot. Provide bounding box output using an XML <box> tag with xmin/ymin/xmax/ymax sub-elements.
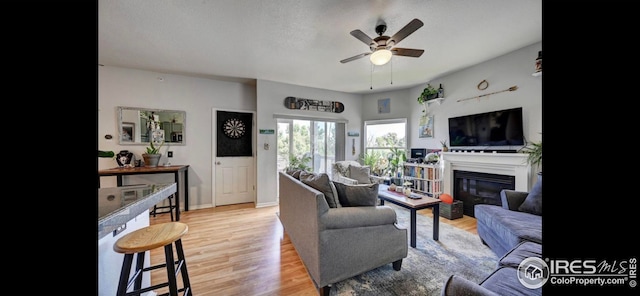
<box><xmin>441</xmin><ymin>152</ymin><xmax>532</xmax><ymax>195</ymax></box>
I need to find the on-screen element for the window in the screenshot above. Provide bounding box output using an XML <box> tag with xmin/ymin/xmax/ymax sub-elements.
<box><xmin>364</xmin><ymin>118</ymin><xmax>407</xmax><ymax>176</ymax></box>
<box><xmin>277</xmin><ymin>118</ymin><xmax>342</xmax><ymax>174</ymax></box>
<box><xmin>276</xmin><ymin>118</ymin><xmax>344</xmax><ymax>197</ymax></box>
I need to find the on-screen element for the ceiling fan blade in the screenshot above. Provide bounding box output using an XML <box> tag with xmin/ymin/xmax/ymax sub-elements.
<box><xmin>389</xmin><ymin>18</ymin><xmax>424</xmax><ymax>46</ymax></box>
<box><xmin>391</xmin><ymin>48</ymin><xmax>425</xmax><ymax>57</ymax></box>
<box><xmin>340</xmin><ymin>52</ymin><xmax>371</xmax><ymax>63</ymax></box>
<box><xmin>350</xmin><ymin>30</ymin><xmax>374</xmax><ymax>45</ymax></box>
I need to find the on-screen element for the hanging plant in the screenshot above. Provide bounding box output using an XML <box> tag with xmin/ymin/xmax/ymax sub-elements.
<box><xmin>417</xmin><ymin>84</ymin><xmax>439</xmax><ymax>105</ymax></box>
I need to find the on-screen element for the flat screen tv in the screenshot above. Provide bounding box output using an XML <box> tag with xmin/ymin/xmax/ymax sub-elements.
<box><xmin>448</xmin><ymin>107</ymin><xmax>525</xmax><ymax>150</ymax></box>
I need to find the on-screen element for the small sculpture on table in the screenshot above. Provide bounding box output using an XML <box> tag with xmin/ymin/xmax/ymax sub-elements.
<box><xmin>116</xmin><ymin>150</ymin><xmax>135</xmax><ymax>168</ymax></box>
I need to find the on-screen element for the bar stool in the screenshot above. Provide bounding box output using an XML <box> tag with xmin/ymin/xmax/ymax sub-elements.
<box><xmin>114</xmin><ymin>222</ymin><xmax>192</xmax><ymax>296</ymax></box>
<box><xmin>150</xmin><ymin>194</ymin><xmax>176</xmax><ymax>221</ymax></box>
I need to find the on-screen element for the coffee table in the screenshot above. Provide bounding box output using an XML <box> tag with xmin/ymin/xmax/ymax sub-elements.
<box><xmin>378</xmin><ymin>184</ymin><xmax>440</xmax><ymax>248</ymax></box>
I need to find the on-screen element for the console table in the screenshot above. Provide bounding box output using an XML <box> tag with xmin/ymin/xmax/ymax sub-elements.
<box><xmin>98</xmin><ymin>165</ymin><xmax>189</xmax><ymax>221</ymax></box>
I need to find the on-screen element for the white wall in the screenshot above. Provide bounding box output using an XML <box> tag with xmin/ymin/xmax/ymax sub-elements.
<box><xmin>361</xmin><ymin>42</ymin><xmax>542</xmax><ymax>188</ymax></box>
<box><xmin>361</xmin><ymin>42</ymin><xmax>542</xmax><ymax>151</ymax></box>
<box><xmin>255</xmin><ymin>80</ymin><xmax>363</xmax><ymax>206</ymax></box>
<box><xmin>98</xmin><ymin>42</ymin><xmax>542</xmax><ymax>209</ymax></box>
<box><xmin>98</xmin><ymin>66</ymin><xmax>256</xmax><ymax>210</ymax></box>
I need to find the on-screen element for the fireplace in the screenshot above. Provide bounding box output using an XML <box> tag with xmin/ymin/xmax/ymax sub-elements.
<box><xmin>454</xmin><ymin>170</ymin><xmax>515</xmax><ymax>217</ymax></box>
<box><xmin>441</xmin><ymin>151</ymin><xmax>532</xmax><ymax>217</ymax></box>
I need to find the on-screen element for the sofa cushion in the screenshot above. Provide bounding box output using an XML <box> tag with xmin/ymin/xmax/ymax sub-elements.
<box><xmin>442</xmin><ymin>274</ymin><xmax>500</xmax><ymax>296</ymax></box>
<box><xmin>349</xmin><ymin>165</ymin><xmax>371</xmax><ymax>184</ymax></box>
<box><xmin>299</xmin><ymin>172</ymin><xmax>341</xmax><ymax>208</ymax></box>
<box><xmin>332</xmin><ymin>181</ymin><xmax>379</xmax><ymax>207</ymax></box>
<box><xmin>498</xmin><ymin>241</ymin><xmax>542</xmax><ymax>269</ymax></box>
<box><xmin>475</xmin><ymin>204</ymin><xmax>542</xmax><ymax>256</ymax></box>
<box><xmin>328</xmin><ymin>181</ymin><xmax>341</xmax><ymax>208</ymax></box>
<box><xmin>518</xmin><ymin>177</ymin><xmax>542</xmax><ymax>215</ymax></box>
<box><xmin>480</xmin><ymin>267</ymin><xmax>541</xmax><ymax>295</ymax></box>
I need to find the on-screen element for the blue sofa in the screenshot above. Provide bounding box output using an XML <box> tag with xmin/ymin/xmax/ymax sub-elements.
<box><xmin>442</xmin><ymin>241</ymin><xmax>542</xmax><ymax>296</ymax></box>
<box><xmin>475</xmin><ymin>174</ymin><xmax>542</xmax><ymax>257</ymax></box>
<box><xmin>441</xmin><ymin>174</ymin><xmax>543</xmax><ymax>295</ymax></box>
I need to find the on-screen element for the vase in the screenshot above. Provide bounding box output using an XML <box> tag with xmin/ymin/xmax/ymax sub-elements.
<box><xmin>442</xmin><ymin>146</ymin><xmax>449</xmax><ymax>152</ymax></box>
<box><xmin>142</xmin><ymin>153</ymin><xmax>162</xmax><ymax>167</ymax></box>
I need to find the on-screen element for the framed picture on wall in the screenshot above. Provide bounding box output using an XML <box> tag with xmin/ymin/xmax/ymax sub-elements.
<box><xmin>418</xmin><ymin>115</ymin><xmax>434</xmax><ymax>138</ymax></box>
<box><xmin>122</xmin><ymin>122</ymin><xmax>134</xmax><ymax>142</ymax></box>
<box><xmin>378</xmin><ymin>98</ymin><xmax>390</xmax><ymax>114</ymax></box>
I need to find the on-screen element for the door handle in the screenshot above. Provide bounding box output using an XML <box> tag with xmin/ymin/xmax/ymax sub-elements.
<box><xmin>216</xmin><ymin>161</ymin><xmax>221</xmax><ymax>165</ymax></box>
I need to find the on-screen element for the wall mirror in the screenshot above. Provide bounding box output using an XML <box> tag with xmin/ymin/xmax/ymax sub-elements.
<box><xmin>118</xmin><ymin>106</ymin><xmax>186</xmax><ymax>145</ymax></box>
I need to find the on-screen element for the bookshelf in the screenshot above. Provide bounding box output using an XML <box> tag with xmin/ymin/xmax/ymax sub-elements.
<box><xmin>402</xmin><ymin>163</ymin><xmax>443</xmax><ymax>198</ymax></box>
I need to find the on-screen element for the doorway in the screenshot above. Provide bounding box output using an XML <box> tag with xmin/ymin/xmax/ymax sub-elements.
<box><xmin>276</xmin><ymin>118</ymin><xmax>345</xmax><ymax>196</ymax></box>
<box><xmin>212</xmin><ymin>109</ymin><xmax>256</xmax><ymax>206</ymax></box>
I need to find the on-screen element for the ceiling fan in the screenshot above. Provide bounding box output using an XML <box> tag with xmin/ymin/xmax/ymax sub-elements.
<box><xmin>340</xmin><ymin>18</ymin><xmax>425</xmax><ymax>65</ymax></box>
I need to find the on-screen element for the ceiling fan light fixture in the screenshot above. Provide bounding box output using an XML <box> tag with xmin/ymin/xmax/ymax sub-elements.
<box><xmin>370</xmin><ymin>49</ymin><xmax>392</xmax><ymax>65</ymax></box>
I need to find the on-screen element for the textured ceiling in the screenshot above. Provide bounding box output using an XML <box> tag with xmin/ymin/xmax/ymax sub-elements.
<box><xmin>98</xmin><ymin>0</ymin><xmax>542</xmax><ymax>94</ymax></box>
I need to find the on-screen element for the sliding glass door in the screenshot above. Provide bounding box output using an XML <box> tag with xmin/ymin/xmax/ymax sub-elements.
<box><xmin>277</xmin><ymin>119</ymin><xmax>337</xmax><ymax>174</ymax></box>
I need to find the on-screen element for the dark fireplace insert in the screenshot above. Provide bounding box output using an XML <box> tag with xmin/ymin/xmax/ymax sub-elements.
<box><xmin>454</xmin><ymin>170</ymin><xmax>515</xmax><ymax>217</ymax></box>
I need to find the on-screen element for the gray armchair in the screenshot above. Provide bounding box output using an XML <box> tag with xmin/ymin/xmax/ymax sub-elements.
<box><xmin>331</xmin><ymin>160</ymin><xmax>385</xmax><ymax>184</ymax></box>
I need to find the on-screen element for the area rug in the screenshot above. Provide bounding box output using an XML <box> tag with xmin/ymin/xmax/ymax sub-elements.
<box><xmin>331</xmin><ymin>204</ymin><xmax>498</xmax><ymax>296</ymax></box>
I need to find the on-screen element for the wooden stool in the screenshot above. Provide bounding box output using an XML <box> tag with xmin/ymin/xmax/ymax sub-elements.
<box><xmin>114</xmin><ymin>222</ymin><xmax>192</xmax><ymax>296</ymax></box>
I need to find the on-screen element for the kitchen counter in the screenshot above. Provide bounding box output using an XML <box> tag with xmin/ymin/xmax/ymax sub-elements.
<box><xmin>97</xmin><ymin>183</ymin><xmax>176</xmax><ymax>239</ymax></box>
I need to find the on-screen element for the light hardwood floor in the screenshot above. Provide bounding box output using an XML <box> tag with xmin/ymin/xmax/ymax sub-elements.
<box><xmin>149</xmin><ymin>202</ymin><xmax>477</xmax><ymax>296</ymax></box>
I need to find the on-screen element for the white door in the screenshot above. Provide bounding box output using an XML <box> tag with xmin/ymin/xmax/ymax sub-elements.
<box><xmin>212</xmin><ymin>109</ymin><xmax>256</xmax><ymax>206</ymax></box>
<box><xmin>215</xmin><ymin>156</ymin><xmax>254</xmax><ymax>205</ymax></box>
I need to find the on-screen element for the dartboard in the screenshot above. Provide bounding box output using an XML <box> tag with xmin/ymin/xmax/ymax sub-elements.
<box><xmin>223</xmin><ymin>118</ymin><xmax>246</xmax><ymax>138</ymax></box>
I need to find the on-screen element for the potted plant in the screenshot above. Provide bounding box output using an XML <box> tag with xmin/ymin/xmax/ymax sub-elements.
<box><xmin>360</xmin><ymin>150</ymin><xmax>387</xmax><ymax>176</ymax></box>
<box><xmin>417</xmin><ymin>84</ymin><xmax>439</xmax><ymax>105</ymax></box>
<box><xmin>522</xmin><ymin>140</ymin><xmax>542</xmax><ymax>168</ymax></box>
<box><xmin>522</xmin><ymin>139</ymin><xmax>542</xmax><ymax>181</ymax></box>
<box><xmin>285</xmin><ymin>153</ymin><xmax>311</xmax><ymax>171</ymax></box>
<box><xmin>440</xmin><ymin>139</ymin><xmax>449</xmax><ymax>152</ymax></box>
<box><xmin>142</xmin><ymin>140</ymin><xmax>164</xmax><ymax>167</ymax></box>
<box><xmin>385</xmin><ymin>147</ymin><xmax>406</xmax><ymax>186</ymax></box>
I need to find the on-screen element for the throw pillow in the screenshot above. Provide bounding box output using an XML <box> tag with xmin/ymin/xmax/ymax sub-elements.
<box><xmin>299</xmin><ymin>172</ymin><xmax>341</xmax><ymax>208</ymax></box>
<box><xmin>286</xmin><ymin>169</ymin><xmax>303</xmax><ymax>179</ymax></box>
<box><xmin>349</xmin><ymin>165</ymin><xmax>372</xmax><ymax>184</ymax></box>
<box><xmin>332</xmin><ymin>181</ymin><xmax>379</xmax><ymax>207</ymax></box>
<box><xmin>328</xmin><ymin>180</ymin><xmax>342</xmax><ymax>208</ymax></box>
<box><xmin>333</xmin><ymin>162</ymin><xmax>351</xmax><ymax>178</ymax></box>
<box><xmin>518</xmin><ymin>177</ymin><xmax>542</xmax><ymax>215</ymax></box>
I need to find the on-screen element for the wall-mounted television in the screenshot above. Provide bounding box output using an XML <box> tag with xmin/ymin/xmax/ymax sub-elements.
<box><xmin>448</xmin><ymin>107</ymin><xmax>525</xmax><ymax>150</ymax></box>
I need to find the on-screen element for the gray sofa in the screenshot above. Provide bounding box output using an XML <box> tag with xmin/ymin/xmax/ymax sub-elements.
<box><xmin>278</xmin><ymin>171</ymin><xmax>408</xmax><ymax>296</ymax></box>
